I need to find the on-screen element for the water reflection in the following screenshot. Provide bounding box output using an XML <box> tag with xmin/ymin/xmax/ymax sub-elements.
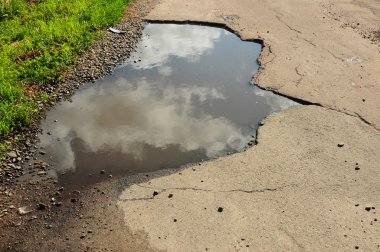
<box><xmin>39</xmin><ymin>24</ymin><xmax>297</xmax><ymax>186</ymax></box>
<box><xmin>128</xmin><ymin>24</ymin><xmax>222</xmax><ymax>69</ymax></box>
<box><xmin>42</xmin><ymin>80</ymin><xmax>250</xmax><ymax>171</ymax></box>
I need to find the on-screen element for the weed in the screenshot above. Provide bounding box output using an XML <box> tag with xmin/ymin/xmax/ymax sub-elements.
<box><xmin>0</xmin><ymin>0</ymin><xmax>131</xmax><ymax>139</ymax></box>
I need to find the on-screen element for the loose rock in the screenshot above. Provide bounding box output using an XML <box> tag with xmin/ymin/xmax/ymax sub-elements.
<box><xmin>18</xmin><ymin>206</ymin><xmax>33</xmax><ymax>215</ymax></box>
<box><xmin>7</xmin><ymin>151</ymin><xmax>18</xmax><ymax>158</ymax></box>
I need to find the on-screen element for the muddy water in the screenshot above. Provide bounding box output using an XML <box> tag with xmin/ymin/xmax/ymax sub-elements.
<box><xmin>39</xmin><ymin>24</ymin><xmax>296</xmax><ymax>187</ymax></box>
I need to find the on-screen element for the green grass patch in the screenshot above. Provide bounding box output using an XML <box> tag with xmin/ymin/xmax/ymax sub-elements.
<box><xmin>0</xmin><ymin>0</ymin><xmax>131</xmax><ymax>138</ymax></box>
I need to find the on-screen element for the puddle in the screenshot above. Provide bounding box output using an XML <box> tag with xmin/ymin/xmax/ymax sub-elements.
<box><xmin>37</xmin><ymin>23</ymin><xmax>297</xmax><ymax>187</ymax></box>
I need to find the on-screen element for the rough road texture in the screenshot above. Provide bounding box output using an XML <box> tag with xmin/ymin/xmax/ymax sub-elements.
<box><xmin>147</xmin><ymin>0</ymin><xmax>380</xmax><ymax>129</ymax></box>
<box><xmin>118</xmin><ymin>106</ymin><xmax>380</xmax><ymax>251</ymax></box>
<box><xmin>114</xmin><ymin>0</ymin><xmax>380</xmax><ymax>251</ymax></box>
<box><xmin>3</xmin><ymin>0</ymin><xmax>380</xmax><ymax>251</ymax></box>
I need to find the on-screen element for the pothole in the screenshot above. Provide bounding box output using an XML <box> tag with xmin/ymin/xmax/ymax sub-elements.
<box><xmin>31</xmin><ymin>23</ymin><xmax>297</xmax><ymax>188</ymax></box>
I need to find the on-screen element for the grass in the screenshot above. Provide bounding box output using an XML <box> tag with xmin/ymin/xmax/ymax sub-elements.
<box><xmin>0</xmin><ymin>0</ymin><xmax>131</xmax><ymax>139</ymax></box>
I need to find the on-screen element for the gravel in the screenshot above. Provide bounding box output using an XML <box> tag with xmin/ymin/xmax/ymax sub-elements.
<box><xmin>0</xmin><ymin>0</ymin><xmax>158</xmax><ymax>250</ymax></box>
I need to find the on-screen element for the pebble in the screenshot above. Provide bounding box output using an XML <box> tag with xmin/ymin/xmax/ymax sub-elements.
<box><xmin>217</xmin><ymin>207</ymin><xmax>224</xmax><ymax>213</ymax></box>
<box><xmin>13</xmin><ymin>221</ymin><xmax>22</xmax><ymax>227</ymax></box>
<box><xmin>54</xmin><ymin>202</ymin><xmax>63</xmax><ymax>207</ymax></box>
<box><xmin>37</xmin><ymin>203</ymin><xmax>47</xmax><ymax>210</ymax></box>
<box><xmin>18</xmin><ymin>206</ymin><xmax>33</xmax><ymax>215</ymax></box>
<box><xmin>7</xmin><ymin>151</ymin><xmax>18</xmax><ymax>158</ymax></box>
<box><xmin>337</xmin><ymin>143</ymin><xmax>344</xmax><ymax>147</ymax></box>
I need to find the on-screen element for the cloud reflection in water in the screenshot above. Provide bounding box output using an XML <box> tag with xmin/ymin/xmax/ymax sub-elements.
<box><xmin>39</xmin><ymin>24</ymin><xmax>296</xmax><ymax>182</ymax></box>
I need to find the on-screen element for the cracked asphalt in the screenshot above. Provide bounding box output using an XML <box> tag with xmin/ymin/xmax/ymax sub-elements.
<box><xmin>8</xmin><ymin>0</ymin><xmax>380</xmax><ymax>251</ymax></box>
<box><xmin>115</xmin><ymin>0</ymin><xmax>380</xmax><ymax>251</ymax></box>
<box><xmin>118</xmin><ymin>106</ymin><xmax>380</xmax><ymax>251</ymax></box>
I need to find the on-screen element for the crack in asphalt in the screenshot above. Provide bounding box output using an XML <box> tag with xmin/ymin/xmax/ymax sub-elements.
<box><xmin>145</xmin><ymin>18</ymin><xmax>378</xmax><ymax>132</ymax></box>
<box><xmin>296</xmin><ymin>33</ymin><xmax>317</xmax><ymax>48</ymax></box>
<box><xmin>278</xmin><ymin>227</ymin><xmax>306</xmax><ymax>250</ymax></box>
<box><xmin>258</xmin><ymin>45</ymin><xmax>276</xmax><ymax>69</ymax></box>
<box><xmin>295</xmin><ymin>64</ymin><xmax>304</xmax><ymax>87</ymax></box>
<box><xmin>326</xmin><ymin>49</ymin><xmax>342</xmax><ymax>61</ymax></box>
<box><xmin>323</xmin><ymin>105</ymin><xmax>379</xmax><ymax>131</ymax></box>
<box><xmin>276</xmin><ymin>15</ymin><xmax>302</xmax><ymax>34</ymax></box>
<box><xmin>226</xmin><ymin>184</ymin><xmax>297</xmax><ymax>193</ymax></box>
<box><xmin>354</xmin><ymin>112</ymin><xmax>378</xmax><ymax>130</ymax></box>
<box><xmin>119</xmin><ymin>184</ymin><xmax>298</xmax><ymax>202</ymax></box>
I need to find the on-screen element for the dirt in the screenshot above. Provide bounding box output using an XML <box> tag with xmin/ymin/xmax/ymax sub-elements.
<box><xmin>1</xmin><ymin>0</ymin><xmax>380</xmax><ymax>251</ymax></box>
<box><xmin>0</xmin><ymin>0</ymin><xmax>159</xmax><ymax>250</ymax></box>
